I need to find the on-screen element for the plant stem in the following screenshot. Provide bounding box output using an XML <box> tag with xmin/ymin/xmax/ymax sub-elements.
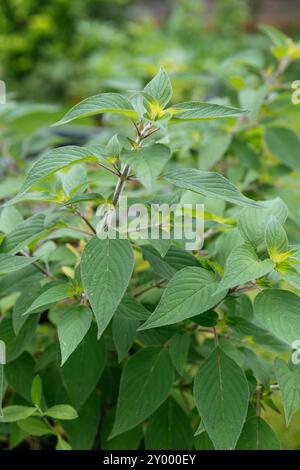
<box><xmin>20</xmin><ymin>249</ymin><xmax>57</xmax><ymax>280</ymax></box>
<box><xmin>256</xmin><ymin>385</ymin><xmax>261</xmax><ymax>416</ymax></box>
<box><xmin>111</xmin><ymin>122</ymin><xmax>152</xmax><ymax>207</ymax></box>
<box><xmin>133</xmin><ymin>278</ymin><xmax>166</xmax><ymax>297</ymax></box>
<box><xmin>74</xmin><ymin>208</ymin><xmax>96</xmax><ymax>234</ymax></box>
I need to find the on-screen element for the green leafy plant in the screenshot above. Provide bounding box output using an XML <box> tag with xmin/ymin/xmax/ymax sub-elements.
<box><xmin>1</xmin><ymin>25</ymin><xmax>300</xmax><ymax>451</ymax></box>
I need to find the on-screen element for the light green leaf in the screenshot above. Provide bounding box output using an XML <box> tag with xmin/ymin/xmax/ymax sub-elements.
<box><xmin>164</xmin><ymin>168</ymin><xmax>260</xmax><ymax>207</ymax></box>
<box><xmin>217</xmin><ymin>243</ymin><xmax>274</xmax><ymax>292</ymax></box>
<box><xmin>81</xmin><ymin>237</ymin><xmax>134</xmax><ymax>339</ymax></box>
<box><xmin>18</xmin><ymin>417</ymin><xmax>54</xmax><ymax>436</ymax></box>
<box><xmin>193</xmin><ymin>347</ymin><xmax>249</xmax><ymax>450</ymax></box>
<box><xmin>277</xmin><ymin>263</ymin><xmax>300</xmax><ymax>290</ymax></box>
<box><xmin>139</xmin><ymin>267</ymin><xmax>227</xmax><ymax>330</ymax></box>
<box><xmin>254</xmin><ymin>289</ymin><xmax>300</xmax><ymax>346</ymax></box>
<box><xmin>31</xmin><ymin>375</ymin><xmax>42</xmax><ymax>407</ymax></box>
<box><xmin>260</xmin><ymin>24</ymin><xmax>290</xmax><ymax>48</ymax></box>
<box><xmin>0</xmin><ymin>213</ymin><xmax>49</xmax><ymax>255</ymax></box>
<box><xmin>144</xmin><ymin>66</ymin><xmax>172</xmax><ymax>109</ymax></box>
<box><xmin>23</xmin><ymin>283</ymin><xmax>72</xmax><ymax>316</ymax></box>
<box><xmin>121</xmin><ymin>144</ymin><xmax>170</xmax><ymax>189</ymax></box>
<box><xmin>199</xmin><ymin>132</ymin><xmax>232</xmax><ymax>171</ymax></box>
<box><xmin>265</xmin><ymin>216</ymin><xmax>289</xmax><ymax>261</ymax></box>
<box><xmin>145</xmin><ymin>397</ymin><xmax>193</xmax><ymax>450</ymax></box>
<box><xmin>45</xmin><ymin>404</ymin><xmax>78</xmax><ymax>420</ymax></box>
<box><xmin>0</xmin><ymin>206</ymin><xmax>23</xmax><ymax>234</ymax></box>
<box><xmin>168</xmin><ymin>101</ymin><xmax>245</xmax><ymax>121</ymax></box>
<box><xmin>265</xmin><ymin>127</ymin><xmax>300</xmax><ymax>172</ymax></box>
<box><xmin>238</xmin><ymin>198</ymin><xmax>288</xmax><ymax>248</ymax></box>
<box><xmin>0</xmin><ymin>406</ymin><xmax>36</xmax><ymax>423</ymax></box>
<box><xmin>0</xmin><ymin>254</ymin><xmax>37</xmax><ymax>275</ymax></box>
<box><xmin>236</xmin><ymin>417</ymin><xmax>280</xmax><ymax>450</ymax></box>
<box><xmin>275</xmin><ymin>358</ymin><xmax>300</xmax><ymax>425</ymax></box>
<box><xmin>53</xmin><ymin>93</ymin><xmax>138</xmax><ymax>126</ymax></box>
<box><xmin>58</xmin><ymin>305</ymin><xmax>93</xmax><ymax>366</ymax></box>
<box><xmin>111</xmin><ymin>346</ymin><xmax>174</xmax><ymax>437</ymax></box>
<box><xmin>21</xmin><ymin>146</ymin><xmax>102</xmax><ymax>193</ymax></box>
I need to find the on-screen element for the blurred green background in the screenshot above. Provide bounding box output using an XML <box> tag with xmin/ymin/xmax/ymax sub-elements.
<box><xmin>1</xmin><ymin>0</ymin><xmax>300</xmax><ymax>104</ymax></box>
<box><xmin>1</xmin><ymin>0</ymin><xmax>300</xmax><ymax>449</ymax></box>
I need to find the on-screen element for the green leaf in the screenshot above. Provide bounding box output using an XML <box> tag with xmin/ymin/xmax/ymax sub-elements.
<box><xmin>144</xmin><ymin>67</ymin><xmax>173</xmax><ymax>109</ymax></box>
<box><xmin>53</xmin><ymin>93</ymin><xmax>138</xmax><ymax>126</ymax></box>
<box><xmin>81</xmin><ymin>237</ymin><xmax>134</xmax><ymax>339</ymax></box>
<box><xmin>168</xmin><ymin>101</ymin><xmax>245</xmax><ymax>121</ymax></box>
<box><xmin>145</xmin><ymin>397</ymin><xmax>193</xmax><ymax>450</ymax></box>
<box><xmin>193</xmin><ymin>347</ymin><xmax>249</xmax><ymax>450</ymax></box>
<box><xmin>265</xmin><ymin>127</ymin><xmax>300</xmax><ymax>172</ymax></box>
<box><xmin>0</xmin><ymin>213</ymin><xmax>49</xmax><ymax>255</ymax></box>
<box><xmin>265</xmin><ymin>216</ymin><xmax>289</xmax><ymax>261</ymax></box>
<box><xmin>64</xmin><ymin>192</ymin><xmax>104</xmax><ymax>206</ymax></box>
<box><xmin>101</xmin><ymin>409</ymin><xmax>143</xmax><ymax>451</ymax></box>
<box><xmin>194</xmin><ymin>432</ymin><xmax>215</xmax><ymax>450</ymax></box>
<box><xmin>56</xmin><ymin>435</ymin><xmax>72</xmax><ymax>450</ymax></box>
<box><xmin>260</xmin><ymin>24</ymin><xmax>290</xmax><ymax>48</ymax></box>
<box><xmin>0</xmin><ymin>406</ymin><xmax>36</xmax><ymax>423</ymax></box>
<box><xmin>0</xmin><ymin>206</ymin><xmax>23</xmax><ymax>234</ymax></box>
<box><xmin>139</xmin><ymin>267</ymin><xmax>226</xmax><ymax>330</ymax></box>
<box><xmin>58</xmin><ymin>305</ymin><xmax>93</xmax><ymax>365</ymax></box>
<box><xmin>254</xmin><ymin>289</ymin><xmax>300</xmax><ymax>347</ymax></box>
<box><xmin>275</xmin><ymin>359</ymin><xmax>300</xmax><ymax>425</ymax></box>
<box><xmin>31</xmin><ymin>375</ymin><xmax>42</xmax><ymax>407</ymax></box>
<box><xmin>238</xmin><ymin>198</ymin><xmax>288</xmax><ymax>248</ymax></box>
<box><xmin>45</xmin><ymin>404</ymin><xmax>78</xmax><ymax>420</ymax></box>
<box><xmin>277</xmin><ymin>263</ymin><xmax>300</xmax><ymax>290</ymax></box>
<box><xmin>199</xmin><ymin>132</ymin><xmax>232</xmax><ymax>171</ymax></box>
<box><xmin>23</xmin><ymin>283</ymin><xmax>72</xmax><ymax>316</ymax></box>
<box><xmin>121</xmin><ymin>144</ymin><xmax>170</xmax><ymax>189</ymax></box>
<box><xmin>112</xmin><ymin>296</ymin><xmax>150</xmax><ymax>362</ymax></box>
<box><xmin>61</xmin><ymin>323</ymin><xmax>106</xmax><ymax>409</ymax></box>
<box><xmin>112</xmin><ymin>315</ymin><xmax>140</xmax><ymax>363</ymax></box>
<box><xmin>217</xmin><ymin>243</ymin><xmax>274</xmax><ymax>292</ymax></box>
<box><xmin>17</xmin><ymin>417</ymin><xmax>54</xmax><ymax>436</ymax></box>
<box><xmin>21</xmin><ymin>146</ymin><xmax>102</xmax><ymax>193</ymax></box>
<box><xmin>168</xmin><ymin>333</ymin><xmax>190</xmax><ymax>376</ymax></box>
<box><xmin>141</xmin><ymin>245</ymin><xmax>199</xmax><ymax>280</ymax></box>
<box><xmin>0</xmin><ymin>254</ymin><xmax>37</xmax><ymax>275</ymax></box>
<box><xmin>0</xmin><ymin>364</ymin><xmax>4</xmax><ymax>417</ymax></box>
<box><xmin>236</xmin><ymin>417</ymin><xmax>280</xmax><ymax>450</ymax></box>
<box><xmin>12</xmin><ymin>285</ymin><xmax>48</xmax><ymax>335</ymax></box>
<box><xmin>111</xmin><ymin>346</ymin><xmax>174</xmax><ymax>437</ymax></box>
<box><xmin>5</xmin><ymin>353</ymin><xmax>35</xmax><ymax>402</ymax></box>
<box><xmin>0</xmin><ymin>315</ymin><xmax>39</xmax><ymax>363</ymax></box>
<box><xmin>164</xmin><ymin>168</ymin><xmax>260</xmax><ymax>207</ymax></box>
<box><xmin>63</xmin><ymin>391</ymin><xmax>101</xmax><ymax>450</ymax></box>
